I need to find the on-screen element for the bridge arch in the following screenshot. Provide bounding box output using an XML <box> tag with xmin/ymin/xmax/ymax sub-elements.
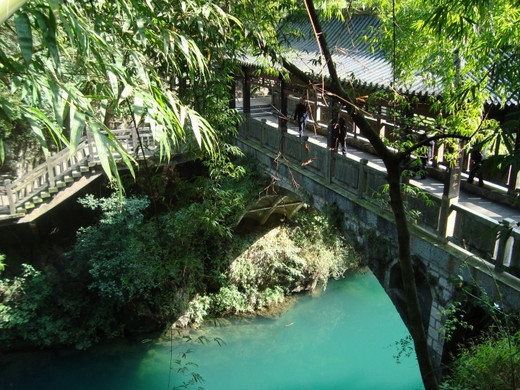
<box><xmin>239</xmin><ymin>173</ymin><xmax>439</xmax><ymax>360</ymax></box>
<box><xmin>388</xmin><ymin>259</ymin><xmax>433</xmax><ymax>332</ymax></box>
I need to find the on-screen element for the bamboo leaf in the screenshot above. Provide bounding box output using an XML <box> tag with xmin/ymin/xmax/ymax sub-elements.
<box><xmin>49</xmin><ymin>79</ymin><xmax>65</xmax><ymax>128</ymax></box>
<box><xmin>14</xmin><ymin>12</ymin><xmax>33</xmax><ymax>66</ymax></box>
<box><xmin>134</xmin><ymin>93</ymin><xmax>144</xmax><ymax>126</ymax></box>
<box><xmin>0</xmin><ymin>137</ymin><xmax>4</xmax><ymax>164</ymax></box>
<box><xmin>23</xmin><ymin>105</ymin><xmax>69</xmax><ymax>149</ymax></box>
<box><xmin>0</xmin><ymin>48</ymin><xmax>19</xmax><ymax>73</ymax></box>
<box><xmin>24</xmin><ymin>110</ymin><xmax>50</xmax><ymax>155</ymax></box>
<box><xmin>107</xmin><ymin>69</ymin><xmax>118</xmax><ymax>98</ymax></box>
<box><xmin>190</xmin><ymin>112</ymin><xmax>202</xmax><ymax>147</ymax></box>
<box><xmin>34</xmin><ymin>9</ymin><xmax>59</xmax><ymax>68</ymax></box>
<box><xmin>0</xmin><ymin>101</ymin><xmax>11</xmax><ymax>122</ymax></box>
<box><xmin>46</xmin><ymin>7</ymin><xmax>59</xmax><ymax>67</ymax></box>
<box><xmin>69</xmin><ymin>103</ymin><xmax>85</xmax><ymax>154</ymax></box>
<box><xmin>89</xmin><ymin>122</ymin><xmax>112</xmax><ymax>180</ymax></box>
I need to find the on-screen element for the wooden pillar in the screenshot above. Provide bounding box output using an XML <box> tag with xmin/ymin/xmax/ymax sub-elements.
<box><xmin>438</xmin><ymin>145</ymin><xmax>463</xmax><ymax>239</ymax></box>
<box><xmin>378</xmin><ymin>106</ymin><xmax>385</xmax><ymax>138</ymax></box>
<box><xmin>243</xmin><ymin>67</ymin><xmax>251</xmax><ymax>115</ymax></box>
<box><xmin>47</xmin><ymin>158</ymin><xmax>56</xmax><ymax>188</ymax></box>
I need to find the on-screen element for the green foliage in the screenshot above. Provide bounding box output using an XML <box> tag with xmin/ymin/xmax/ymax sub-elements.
<box><xmin>205</xmin><ymin>207</ymin><xmax>358</xmax><ymax>317</ymax></box>
<box><xmin>392</xmin><ymin>335</ymin><xmax>414</xmax><ymax>364</ymax></box>
<box><xmin>0</xmin><ymin>194</ymin><xmax>179</xmax><ymax>350</ymax></box>
<box><xmin>71</xmin><ymin>194</ymin><xmax>162</xmax><ymax>303</ymax></box>
<box><xmin>441</xmin><ymin>331</ymin><xmax>520</xmax><ymax>390</ymax></box>
<box><xmin>370</xmin><ymin>0</ymin><xmax>520</xmax><ymax>173</ymax></box>
<box><xmin>0</xmin><ymin>0</ymin><xmax>251</xmax><ymax>187</ymax></box>
<box><xmin>0</xmin><ymin>158</ymin><xmax>267</xmax><ymax>350</ymax></box>
<box><xmin>441</xmin><ymin>300</ymin><xmax>474</xmax><ymax>343</ymax></box>
<box><xmin>440</xmin><ymin>267</ymin><xmax>520</xmax><ymax>390</ymax></box>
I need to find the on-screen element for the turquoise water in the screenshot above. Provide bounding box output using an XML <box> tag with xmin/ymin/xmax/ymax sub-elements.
<box><xmin>1</xmin><ymin>270</ymin><xmax>424</xmax><ymax>389</ymax></box>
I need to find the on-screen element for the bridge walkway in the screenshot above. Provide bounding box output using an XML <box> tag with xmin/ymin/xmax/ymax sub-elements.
<box><xmin>244</xmin><ymin>98</ymin><xmax>520</xmax><ymax>224</ymax></box>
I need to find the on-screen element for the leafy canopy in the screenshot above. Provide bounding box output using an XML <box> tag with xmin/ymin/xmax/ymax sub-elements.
<box><xmin>0</xmin><ymin>0</ymin><xmax>245</xmax><ymax>186</ymax></box>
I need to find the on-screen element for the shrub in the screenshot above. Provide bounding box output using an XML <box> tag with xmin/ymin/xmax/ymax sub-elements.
<box><xmin>442</xmin><ymin>331</ymin><xmax>520</xmax><ymax>390</ymax></box>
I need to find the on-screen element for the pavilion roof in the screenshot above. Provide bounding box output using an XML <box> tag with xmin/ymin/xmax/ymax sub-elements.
<box><xmin>239</xmin><ymin>13</ymin><xmax>516</xmax><ymax>108</ymax></box>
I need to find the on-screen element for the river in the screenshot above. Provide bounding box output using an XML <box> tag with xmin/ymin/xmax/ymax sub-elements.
<box><xmin>1</xmin><ymin>269</ymin><xmax>424</xmax><ymax>389</ymax></box>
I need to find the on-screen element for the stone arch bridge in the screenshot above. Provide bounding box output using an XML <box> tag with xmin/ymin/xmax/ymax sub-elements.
<box><xmin>234</xmin><ymin>113</ymin><xmax>520</xmax><ymax>372</ymax></box>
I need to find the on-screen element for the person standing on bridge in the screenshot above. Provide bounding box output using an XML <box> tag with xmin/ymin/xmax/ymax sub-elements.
<box><xmin>336</xmin><ymin>114</ymin><xmax>347</xmax><ymax>156</ymax></box>
<box><xmin>293</xmin><ymin>97</ymin><xmax>309</xmax><ymax>137</ymax></box>
<box><xmin>328</xmin><ymin>112</ymin><xmax>347</xmax><ymax>156</ymax></box>
<box><xmin>467</xmin><ymin>144</ymin><xmax>486</xmax><ymax>187</ymax></box>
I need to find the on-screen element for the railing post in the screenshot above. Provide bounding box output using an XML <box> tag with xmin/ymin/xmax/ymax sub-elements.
<box><xmin>5</xmin><ymin>179</ymin><xmax>15</xmax><ymax>215</ymax></box>
<box><xmin>261</xmin><ymin>119</ymin><xmax>267</xmax><ymax>146</ymax></box>
<box><xmin>47</xmin><ymin>157</ymin><xmax>56</xmax><ymax>188</ymax></box>
<box><xmin>494</xmin><ymin>218</ymin><xmax>516</xmax><ymax>273</ymax></box>
<box><xmin>325</xmin><ymin>146</ymin><xmax>332</xmax><ymax>184</ymax></box>
<box><xmin>300</xmin><ymin>136</ymin><xmax>309</xmax><ymax>162</ymax></box>
<box><xmin>132</xmin><ymin>127</ymin><xmax>138</xmax><ymax>153</ymax></box>
<box><xmin>279</xmin><ymin>75</ymin><xmax>287</xmax><ymax>132</ymax></box>
<box><xmin>86</xmin><ymin>127</ymin><xmax>95</xmax><ymax>162</ymax></box>
<box><xmin>358</xmin><ymin>158</ymin><xmax>369</xmax><ymax>198</ymax></box>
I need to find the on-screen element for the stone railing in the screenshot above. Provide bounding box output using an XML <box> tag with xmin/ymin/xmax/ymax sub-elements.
<box><xmin>0</xmin><ymin>127</ymin><xmax>161</xmax><ymax>218</ymax></box>
<box><xmin>238</xmin><ymin>116</ymin><xmax>520</xmax><ymax>280</ymax></box>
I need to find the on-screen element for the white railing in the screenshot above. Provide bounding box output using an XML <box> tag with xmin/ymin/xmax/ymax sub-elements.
<box><xmin>0</xmin><ymin>127</ymin><xmax>162</xmax><ymax>217</ymax></box>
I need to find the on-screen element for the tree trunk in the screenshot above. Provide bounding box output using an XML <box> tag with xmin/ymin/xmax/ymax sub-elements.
<box><xmin>386</xmin><ymin>161</ymin><xmax>439</xmax><ymax>390</ymax></box>
<box><xmin>288</xmin><ymin>2</ymin><xmax>440</xmax><ymax>388</ymax></box>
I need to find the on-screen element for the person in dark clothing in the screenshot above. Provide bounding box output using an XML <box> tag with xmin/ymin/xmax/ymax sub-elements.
<box><xmin>293</xmin><ymin>97</ymin><xmax>309</xmax><ymax>137</ymax></box>
<box><xmin>467</xmin><ymin>146</ymin><xmax>485</xmax><ymax>187</ymax></box>
<box><xmin>327</xmin><ymin>116</ymin><xmax>337</xmax><ymax>150</ymax></box>
<box><xmin>328</xmin><ymin>112</ymin><xmax>347</xmax><ymax>155</ymax></box>
<box><xmin>336</xmin><ymin>115</ymin><xmax>347</xmax><ymax>155</ymax></box>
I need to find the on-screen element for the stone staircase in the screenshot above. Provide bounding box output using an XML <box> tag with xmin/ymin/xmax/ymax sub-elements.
<box><xmin>0</xmin><ymin>127</ymin><xmax>161</xmax><ymax>224</ymax></box>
